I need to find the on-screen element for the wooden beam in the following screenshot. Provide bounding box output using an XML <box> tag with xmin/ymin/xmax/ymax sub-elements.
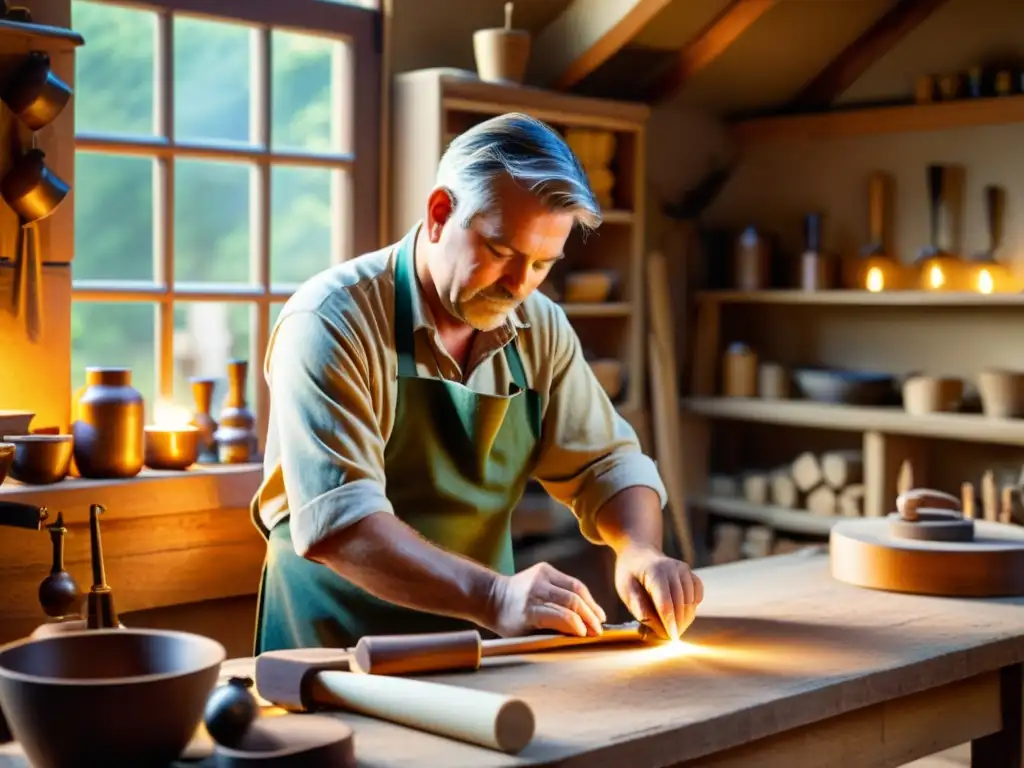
<box><xmin>643</xmin><ymin>0</ymin><xmax>775</xmax><ymax>104</ymax></box>
<box><xmin>531</xmin><ymin>0</ymin><xmax>674</xmax><ymax>91</ymax></box>
<box><xmin>789</xmin><ymin>0</ymin><xmax>952</xmax><ymax>110</ymax></box>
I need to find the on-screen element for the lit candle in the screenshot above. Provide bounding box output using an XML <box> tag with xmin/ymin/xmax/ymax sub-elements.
<box><xmin>145</xmin><ymin>399</ymin><xmax>200</xmax><ymax>470</ymax></box>
<box><xmin>977</xmin><ymin>268</ymin><xmax>994</xmax><ymax>294</ymax></box>
<box><xmin>865</xmin><ymin>267</ymin><xmax>884</xmax><ymax>292</ymax></box>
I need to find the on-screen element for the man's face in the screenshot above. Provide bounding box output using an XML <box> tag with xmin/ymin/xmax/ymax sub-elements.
<box><xmin>425</xmin><ymin>179</ymin><xmax>574</xmax><ymax>332</ymax></box>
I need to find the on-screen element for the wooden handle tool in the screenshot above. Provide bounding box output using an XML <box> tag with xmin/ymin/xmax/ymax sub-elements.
<box><xmin>255</xmin><ymin>649</ymin><xmax>534</xmax><ymax>754</ymax></box>
<box><xmin>353</xmin><ymin>620</ymin><xmax>652</xmax><ymax>676</ymax></box>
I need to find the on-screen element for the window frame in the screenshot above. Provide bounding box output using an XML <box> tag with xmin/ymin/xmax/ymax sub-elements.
<box><xmin>70</xmin><ymin>0</ymin><xmax>382</xmax><ymax>448</ymax></box>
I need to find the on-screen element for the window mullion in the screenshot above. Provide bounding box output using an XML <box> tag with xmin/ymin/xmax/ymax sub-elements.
<box><xmin>251</xmin><ymin>26</ymin><xmax>272</xmax><ymax>451</ymax></box>
<box><xmin>155</xmin><ymin>8</ymin><xmax>176</xmax><ymax>404</ymax></box>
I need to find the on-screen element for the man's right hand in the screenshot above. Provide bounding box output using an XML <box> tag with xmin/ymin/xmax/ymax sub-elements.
<box><xmin>485</xmin><ymin>562</ymin><xmax>607</xmax><ymax>637</ymax></box>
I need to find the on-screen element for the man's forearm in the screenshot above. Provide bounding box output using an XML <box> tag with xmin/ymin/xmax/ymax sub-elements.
<box><xmin>594</xmin><ymin>485</ymin><xmax>664</xmax><ymax>554</ymax></box>
<box><xmin>305</xmin><ymin>510</ymin><xmax>499</xmax><ymax>628</ymax></box>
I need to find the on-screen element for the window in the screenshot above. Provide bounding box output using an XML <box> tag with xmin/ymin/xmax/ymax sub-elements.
<box><xmin>70</xmin><ymin>0</ymin><xmax>381</xmax><ymax>446</ymax></box>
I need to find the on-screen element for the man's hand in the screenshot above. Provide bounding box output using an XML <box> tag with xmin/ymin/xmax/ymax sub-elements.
<box><xmin>485</xmin><ymin>562</ymin><xmax>607</xmax><ymax>638</ymax></box>
<box><xmin>614</xmin><ymin>544</ymin><xmax>703</xmax><ymax>641</ymax></box>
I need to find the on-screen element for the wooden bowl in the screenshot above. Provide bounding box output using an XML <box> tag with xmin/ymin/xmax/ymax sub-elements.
<box><xmin>0</xmin><ymin>628</ymin><xmax>225</xmax><ymax>768</ymax></box>
<box><xmin>589</xmin><ymin>359</ymin><xmax>623</xmax><ymax>400</ymax></box>
<box><xmin>976</xmin><ymin>369</ymin><xmax>1024</xmax><ymax>418</ymax></box>
<box><xmin>902</xmin><ymin>375</ymin><xmax>963</xmax><ymax>415</ymax></box>
<box><xmin>0</xmin><ymin>442</ymin><xmax>13</xmax><ymax>486</ymax></box>
<box><xmin>2</xmin><ymin>434</ymin><xmax>73</xmax><ymax>484</ymax></box>
<box><xmin>564</xmin><ymin>270</ymin><xmax>617</xmax><ymax>303</ymax></box>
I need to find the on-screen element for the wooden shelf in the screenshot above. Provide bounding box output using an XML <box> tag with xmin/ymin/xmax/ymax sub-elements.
<box><xmin>698</xmin><ymin>290</ymin><xmax>1024</xmax><ymax>307</ymax></box>
<box><xmin>683</xmin><ymin>396</ymin><xmax>1024</xmax><ymax>447</ymax></box>
<box><xmin>0</xmin><ymin>463</ymin><xmax>262</xmax><ymax>521</ymax></box>
<box><xmin>601</xmin><ymin>209</ymin><xmax>635</xmax><ymax>225</ymax></box>
<box><xmin>731</xmin><ymin>94</ymin><xmax>1024</xmax><ymax>145</ymax></box>
<box><xmin>692</xmin><ymin>495</ymin><xmax>840</xmax><ymax>536</ymax></box>
<box><xmin>0</xmin><ymin>19</ymin><xmax>84</xmax><ymax>49</ymax></box>
<box><xmin>561</xmin><ymin>301</ymin><xmax>631</xmax><ymax>318</ymax></box>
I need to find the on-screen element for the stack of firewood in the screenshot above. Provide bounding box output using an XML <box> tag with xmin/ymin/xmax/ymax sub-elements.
<box><xmin>711</xmin><ymin>449</ymin><xmax>866</xmax><ymax>517</ymax></box>
<box><xmin>710</xmin><ymin>523</ymin><xmax>811</xmax><ymax>564</ymax></box>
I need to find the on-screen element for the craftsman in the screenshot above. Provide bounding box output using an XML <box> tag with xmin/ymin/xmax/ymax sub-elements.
<box><xmin>251</xmin><ymin>112</ymin><xmax>703</xmax><ymax>654</ymax></box>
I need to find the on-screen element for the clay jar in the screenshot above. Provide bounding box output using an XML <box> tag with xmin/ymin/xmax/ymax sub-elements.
<box><xmin>72</xmin><ymin>367</ymin><xmax>145</xmax><ymax>479</ymax></box>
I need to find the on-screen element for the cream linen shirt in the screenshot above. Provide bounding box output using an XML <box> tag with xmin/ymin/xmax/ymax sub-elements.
<box><xmin>255</xmin><ymin>231</ymin><xmax>668</xmax><ymax>558</ymax></box>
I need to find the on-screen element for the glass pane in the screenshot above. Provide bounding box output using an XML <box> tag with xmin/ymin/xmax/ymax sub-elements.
<box><xmin>271</xmin><ymin>31</ymin><xmax>350</xmax><ymax>153</ymax></box>
<box><xmin>74</xmin><ymin>153</ymin><xmax>155</xmax><ymax>282</ymax></box>
<box><xmin>270</xmin><ymin>167</ymin><xmax>335</xmax><ymax>286</ymax></box>
<box><xmin>173</xmin><ymin>17</ymin><xmax>253</xmax><ymax>145</ymax></box>
<box><xmin>71</xmin><ymin>301</ymin><xmax>157</xmax><ymax>419</ymax></box>
<box><xmin>73</xmin><ymin>1</ymin><xmax>156</xmax><ymax>135</ymax></box>
<box><xmin>172</xmin><ymin>302</ymin><xmax>254</xmax><ymax>420</ymax></box>
<box><xmin>175</xmin><ymin>159</ymin><xmax>252</xmax><ymax>284</ymax></box>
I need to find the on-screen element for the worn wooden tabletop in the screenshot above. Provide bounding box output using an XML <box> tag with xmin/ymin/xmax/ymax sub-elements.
<box><xmin>3</xmin><ymin>547</ymin><xmax>1024</xmax><ymax>767</ymax></box>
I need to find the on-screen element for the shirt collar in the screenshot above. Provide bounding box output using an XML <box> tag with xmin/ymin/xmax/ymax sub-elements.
<box><xmin>398</xmin><ymin>222</ymin><xmax>531</xmax><ymax>338</ymax></box>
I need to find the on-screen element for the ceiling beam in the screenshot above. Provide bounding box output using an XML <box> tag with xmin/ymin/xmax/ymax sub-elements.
<box><xmin>790</xmin><ymin>0</ymin><xmax>952</xmax><ymax>110</ymax></box>
<box><xmin>531</xmin><ymin>0</ymin><xmax>675</xmax><ymax>91</ymax></box>
<box><xmin>643</xmin><ymin>0</ymin><xmax>776</xmax><ymax>104</ymax></box>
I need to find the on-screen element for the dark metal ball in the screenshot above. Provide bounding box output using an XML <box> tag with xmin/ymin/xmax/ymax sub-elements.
<box><xmin>203</xmin><ymin>676</ymin><xmax>260</xmax><ymax>747</ymax></box>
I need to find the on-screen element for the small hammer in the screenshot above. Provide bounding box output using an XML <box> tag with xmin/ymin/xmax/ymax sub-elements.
<box><xmin>255</xmin><ymin>648</ymin><xmax>535</xmax><ymax>754</ymax></box>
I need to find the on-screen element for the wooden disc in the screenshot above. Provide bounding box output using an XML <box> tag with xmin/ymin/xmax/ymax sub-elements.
<box><xmin>214</xmin><ymin>714</ymin><xmax>355</xmax><ymax>768</ymax></box>
<box><xmin>887</xmin><ymin>511</ymin><xmax>974</xmax><ymax>542</ymax></box>
<box><xmin>830</xmin><ymin>517</ymin><xmax>1024</xmax><ymax>597</ymax></box>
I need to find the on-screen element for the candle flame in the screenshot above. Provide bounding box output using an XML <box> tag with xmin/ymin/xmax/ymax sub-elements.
<box><xmin>928</xmin><ymin>264</ymin><xmax>945</xmax><ymax>289</ymax></box>
<box><xmin>865</xmin><ymin>267</ymin><xmax>884</xmax><ymax>292</ymax></box>
<box><xmin>977</xmin><ymin>268</ymin><xmax>994</xmax><ymax>294</ymax></box>
<box><xmin>153</xmin><ymin>399</ymin><xmax>193</xmax><ymax>427</ymax></box>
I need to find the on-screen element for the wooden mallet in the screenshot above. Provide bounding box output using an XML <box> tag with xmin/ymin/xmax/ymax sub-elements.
<box><xmin>352</xmin><ymin>621</ymin><xmax>655</xmax><ymax>676</ymax></box>
<box><xmin>254</xmin><ymin>648</ymin><xmax>535</xmax><ymax>754</ymax></box>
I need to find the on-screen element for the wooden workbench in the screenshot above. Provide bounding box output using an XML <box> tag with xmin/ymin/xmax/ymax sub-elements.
<box><xmin>2</xmin><ymin>547</ymin><xmax>1023</xmax><ymax>767</ymax></box>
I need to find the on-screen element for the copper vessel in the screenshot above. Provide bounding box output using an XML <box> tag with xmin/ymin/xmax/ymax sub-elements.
<box><xmin>72</xmin><ymin>368</ymin><xmax>144</xmax><ymax>479</ymax></box>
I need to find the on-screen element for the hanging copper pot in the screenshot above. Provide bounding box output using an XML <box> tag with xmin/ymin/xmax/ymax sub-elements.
<box><xmin>2</xmin><ymin>51</ymin><xmax>73</xmax><ymax>131</ymax></box>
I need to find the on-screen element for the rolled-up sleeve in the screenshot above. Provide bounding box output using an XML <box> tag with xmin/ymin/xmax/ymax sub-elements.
<box><xmin>267</xmin><ymin>310</ymin><xmax>393</xmax><ymax>557</ymax></box>
<box><xmin>531</xmin><ymin>306</ymin><xmax>668</xmax><ymax>544</ymax></box>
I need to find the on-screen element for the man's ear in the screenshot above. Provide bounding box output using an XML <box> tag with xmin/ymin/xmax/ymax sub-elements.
<box><xmin>425</xmin><ymin>187</ymin><xmax>455</xmax><ymax>243</ymax></box>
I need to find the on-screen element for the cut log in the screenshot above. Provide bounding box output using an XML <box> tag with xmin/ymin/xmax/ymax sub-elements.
<box><xmin>711</xmin><ymin>523</ymin><xmax>744</xmax><ymax>564</ymax></box>
<box><xmin>770</xmin><ymin>469</ymin><xmax>800</xmax><ymax>509</ymax></box>
<box><xmin>709</xmin><ymin>474</ymin><xmax>739</xmax><ymax>498</ymax></box>
<box><xmin>806</xmin><ymin>485</ymin><xmax>837</xmax><ymax>517</ymax></box>
<box><xmin>897</xmin><ymin>460</ymin><xmax>915</xmax><ymax>496</ymax></box>
<box><xmin>961</xmin><ymin>481</ymin><xmax>976</xmax><ymax>520</ymax></box>
<box><xmin>837</xmin><ymin>484</ymin><xmax>865</xmax><ymax>517</ymax></box>
<box><xmin>742</xmin><ymin>472</ymin><xmax>770</xmax><ymax>505</ymax></box>
<box><xmin>741</xmin><ymin>526</ymin><xmax>774</xmax><ymax>559</ymax></box>
<box><xmin>821</xmin><ymin>450</ymin><xmax>864</xmax><ymax>489</ymax></box>
<box><xmin>791</xmin><ymin>452</ymin><xmax>822</xmax><ymax>492</ymax></box>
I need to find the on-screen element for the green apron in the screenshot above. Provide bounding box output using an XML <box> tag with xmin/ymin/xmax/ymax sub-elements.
<box><xmin>251</xmin><ymin>227</ymin><xmax>542</xmax><ymax>653</ymax></box>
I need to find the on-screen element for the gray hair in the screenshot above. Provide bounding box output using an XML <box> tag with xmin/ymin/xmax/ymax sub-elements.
<box><xmin>435</xmin><ymin>112</ymin><xmax>602</xmax><ymax>231</ymax></box>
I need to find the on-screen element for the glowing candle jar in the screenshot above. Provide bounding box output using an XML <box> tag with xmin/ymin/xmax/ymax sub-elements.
<box><xmin>144</xmin><ymin>400</ymin><xmax>199</xmax><ymax>471</ymax></box>
<box><xmin>965</xmin><ymin>185</ymin><xmax>1014</xmax><ymax>294</ymax></box>
<box><xmin>914</xmin><ymin>247</ymin><xmax>964</xmax><ymax>291</ymax></box>
<box><xmin>848</xmin><ymin>172</ymin><xmax>906</xmax><ymax>291</ymax></box>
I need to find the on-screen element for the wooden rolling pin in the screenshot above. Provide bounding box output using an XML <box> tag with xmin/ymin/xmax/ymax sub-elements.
<box><xmin>353</xmin><ymin>621</ymin><xmax>653</xmax><ymax>676</ymax></box>
<box><xmin>255</xmin><ymin>648</ymin><xmax>534</xmax><ymax>754</ymax></box>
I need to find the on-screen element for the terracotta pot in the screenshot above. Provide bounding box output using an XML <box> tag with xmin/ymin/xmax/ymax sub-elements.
<box><xmin>71</xmin><ymin>367</ymin><xmax>145</xmax><ymax>478</ymax></box>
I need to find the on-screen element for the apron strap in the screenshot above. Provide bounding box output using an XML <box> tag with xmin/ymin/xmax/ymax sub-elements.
<box><xmin>394</xmin><ymin>224</ymin><xmax>530</xmax><ymax>392</ymax></box>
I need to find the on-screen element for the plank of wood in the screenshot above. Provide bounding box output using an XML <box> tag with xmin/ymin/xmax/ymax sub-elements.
<box><xmin>789</xmin><ymin>0</ymin><xmax>953</xmax><ymax>110</ymax></box>
<box><xmin>683</xmin><ymin>397</ymin><xmax>1024</xmax><ymax>447</ymax></box>
<box><xmin>644</xmin><ymin>0</ymin><xmax>775</xmax><ymax>104</ymax></box>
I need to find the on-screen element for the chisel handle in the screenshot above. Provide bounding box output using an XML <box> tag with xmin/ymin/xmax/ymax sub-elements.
<box><xmin>310</xmin><ymin>670</ymin><xmax>534</xmax><ymax>754</ymax></box>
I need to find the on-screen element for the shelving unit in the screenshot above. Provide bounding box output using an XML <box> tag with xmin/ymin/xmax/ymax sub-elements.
<box><xmin>683</xmin><ymin>284</ymin><xmax>1024</xmax><ymax>556</ymax></box>
<box><xmin>389</xmin><ymin>68</ymin><xmax>650</xmax><ymax>424</ymax></box>
<box><xmin>731</xmin><ymin>93</ymin><xmax>1024</xmax><ymax>145</ymax></box>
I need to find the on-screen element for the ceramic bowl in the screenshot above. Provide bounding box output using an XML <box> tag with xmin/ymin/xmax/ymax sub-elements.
<box><xmin>0</xmin><ymin>628</ymin><xmax>225</xmax><ymax>768</ymax></box>
<box><xmin>2</xmin><ymin>434</ymin><xmax>73</xmax><ymax>484</ymax></box>
<box><xmin>792</xmin><ymin>367</ymin><xmax>896</xmax><ymax>406</ymax></box>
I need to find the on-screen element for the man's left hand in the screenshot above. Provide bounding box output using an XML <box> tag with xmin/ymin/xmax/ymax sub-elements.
<box><xmin>613</xmin><ymin>544</ymin><xmax>703</xmax><ymax>641</ymax></box>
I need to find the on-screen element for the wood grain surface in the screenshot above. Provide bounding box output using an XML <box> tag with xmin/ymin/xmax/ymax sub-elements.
<box><xmin>2</xmin><ymin>548</ymin><xmax>1023</xmax><ymax>767</ymax></box>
